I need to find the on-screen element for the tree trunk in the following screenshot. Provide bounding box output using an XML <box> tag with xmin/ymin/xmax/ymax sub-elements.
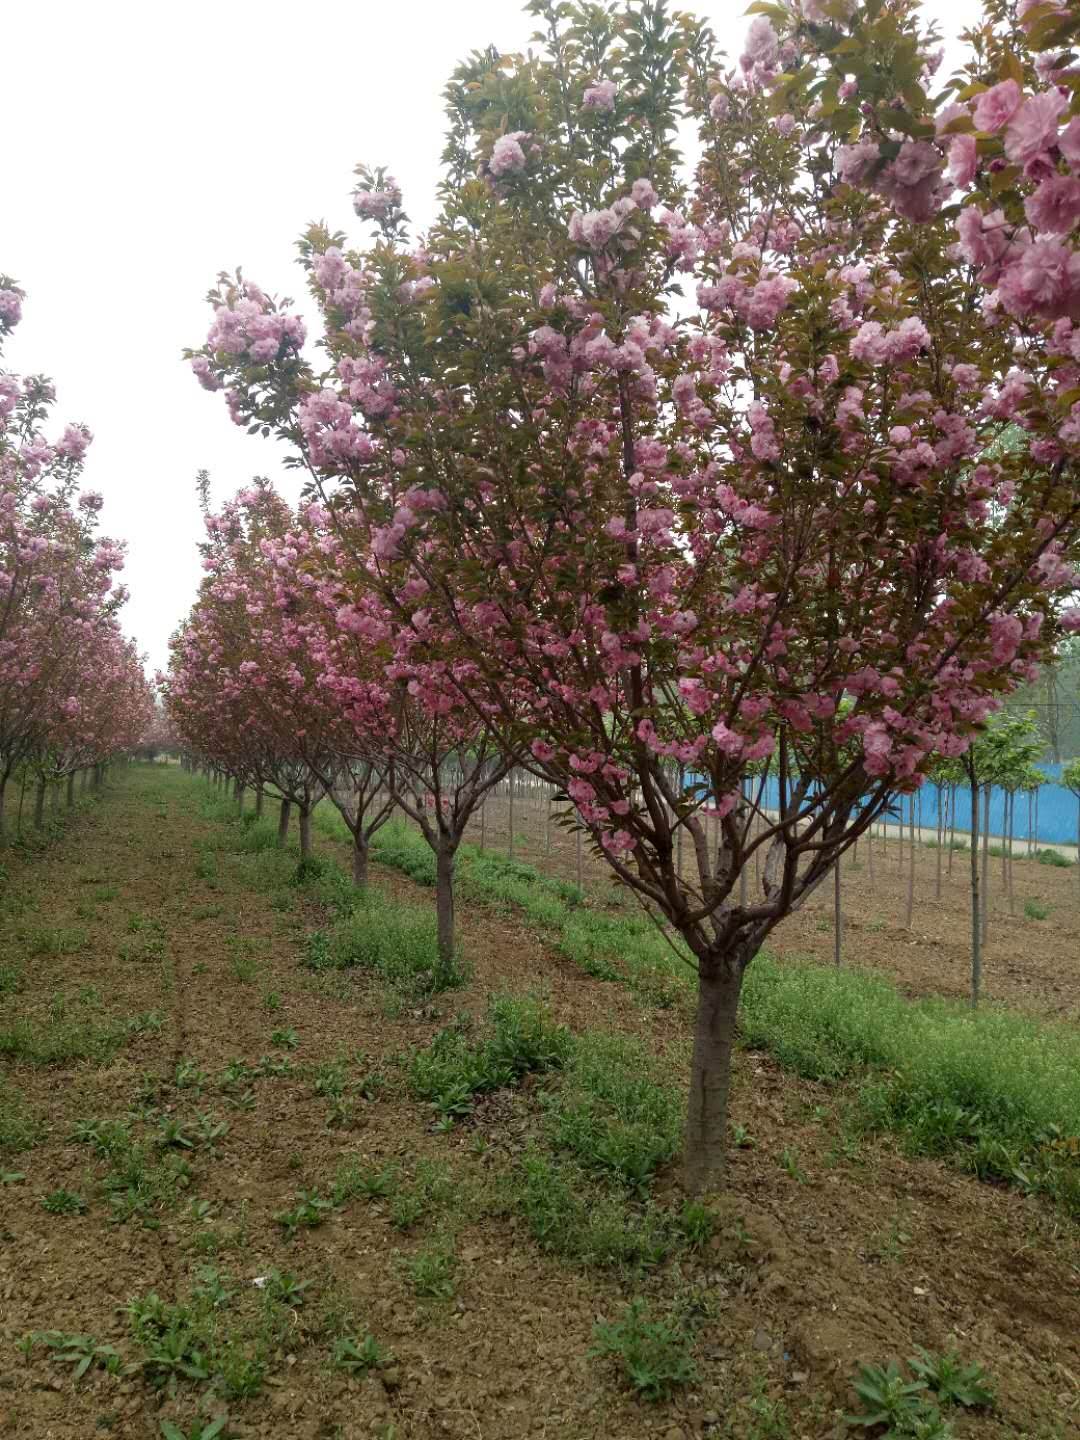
<box><xmin>256</xmin><ymin>788</ymin><xmax>264</xmax><ymax>819</ymax></box>
<box><xmin>905</xmin><ymin>795</ymin><xmax>915</xmax><ymax>930</ymax></box>
<box><xmin>277</xmin><ymin>798</ymin><xmax>292</xmax><ymax>845</ymax></box>
<box><xmin>980</xmin><ymin>785</ymin><xmax>991</xmax><ymax>944</ymax></box>
<box><xmin>1001</xmin><ymin>792</ymin><xmax>1009</xmax><ymax>897</ymax></box>
<box><xmin>970</xmin><ymin>780</ymin><xmax>981</xmax><ymax>1010</ymax></box>
<box><xmin>508</xmin><ymin>770</ymin><xmax>515</xmax><ymax>860</ymax></box>
<box><xmin>685</xmin><ymin>963</ymin><xmax>745</xmax><ymax>1193</ymax></box>
<box><xmin>80</xmin><ymin>769</ymin><xmax>88</xmax><ymax>793</ymax></box>
<box><xmin>935</xmin><ymin>786</ymin><xmax>943</xmax><ymax>901</ymax></box>
<box><xmin>435</xmin><ymin>840</ymin><xmax>457</xmax><ymax>984</ymax></box>
<box><xmin>867</xmin><ymin>816</ymin><xmax>874</xmax><ymax>891</ymax></box>
<box><xmin>236</xmin><ymin>783</ymin><xmax>245</xmax><ymax>813</ymax></box>
<box><xmin>352</xmin><ymin>834</ymin><xmax>369</xmax><ymax>889</ymax></box>
<box><xmin>676</xmin><ymin>767</ymin><xmax>685</xmax><ymax>880</ymax></box>
<box><xmin>66</xmin><ymin>772</ymin><xmax>75</xmax><ymax>808</ymax></box>
<box><xmin>754</xmin><ymin>815</ymin><xmax>761</xmax><ymax>891</ymax></box>
<box><xmin>833</xmin><ymin>861</ymin><xmax>842</xmax><ymax>967</ymax></box>
<box><xmin>948</xmin><ymin>786</ymin><xmax>957</xmax><ymax>875</ymax></box>
<box><xmin>0</xmin><ymin>774</ymin><xmax>6</xmax><ymax>837</ymax></box>
<box><xmin>33</xmin><ymin>778</ymin><xmax>46</xmax><ymax>829</ymax></box>
<box><xmin>298</xmin><ymin>805</ymin><xmax>312</xmax><ymax>860</ymax></box>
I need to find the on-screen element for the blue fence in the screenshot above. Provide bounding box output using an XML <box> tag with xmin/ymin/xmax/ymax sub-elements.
<box><xmin>748</xmin><ymin>765</ymin><xmax>1078</xmax><ymax>847</ymax></box>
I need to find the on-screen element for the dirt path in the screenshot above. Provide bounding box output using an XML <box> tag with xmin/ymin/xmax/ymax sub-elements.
<box><xmin>1</xmin><ymin>768</ymin><xmax>1078</xmax><ymax>1439</ymax></box>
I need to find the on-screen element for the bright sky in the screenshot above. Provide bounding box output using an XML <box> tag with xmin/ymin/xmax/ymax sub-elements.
<box><xmin>4</xmin><ymin>0</ymin><xmax>973</xmax><ymax>676</ymax></box>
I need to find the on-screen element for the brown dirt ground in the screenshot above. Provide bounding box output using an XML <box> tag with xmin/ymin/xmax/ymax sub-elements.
<box><xmin>0</xmin><ymin>769</ymin><xmax>1078</xmax><ymax>1440</ymax></box>
<box><xmin>463</xmin><ymin>794</ymin><xmax>1080</xmax><ymax>1022</ymax></box>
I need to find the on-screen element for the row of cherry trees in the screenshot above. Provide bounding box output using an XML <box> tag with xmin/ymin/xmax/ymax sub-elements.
<box><xmin>170</xmin><ymin>0</ymin><xmax>1080</xmax><ymax>1190</ymax></box>
<box><xmin>0</xmin><ymin>283</ymin><xmax>154</xmax><ymax>831</ymax></box>
<box><xmin>162</xmin><ymin>482</ymin><xmax>513</xmax><ymax>984</ymax></box>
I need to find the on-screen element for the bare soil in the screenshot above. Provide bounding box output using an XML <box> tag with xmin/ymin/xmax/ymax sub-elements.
<box><xmin>0</xmin><ymin>769</ymin><xmax>1077</xmax><ymax>1440</ymax></box>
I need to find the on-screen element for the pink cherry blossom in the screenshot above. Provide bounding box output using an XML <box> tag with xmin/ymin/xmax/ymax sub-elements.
<box><xmin>1004</xmin><ymin>89</ymin><xmax>1069</xmax><ymax>167</ymax></box>
<box><xmin>582</xmin><ymin>79</ymin><xmax>617</xmax><ymax>111</ymax></box>
<box><xmin>972</xmin><ymin>79</ymin><xmax>1022</xmax><ymax>133</ymax></box>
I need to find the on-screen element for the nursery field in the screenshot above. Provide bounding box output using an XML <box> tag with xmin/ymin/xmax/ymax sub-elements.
<box><xmin>459</xmin><ymin>792</ymin><xmax>1080</xmax><ymax>1023</ymax></box>
<box><xmin>1</xmin><ymin>766</ymin><xmax>1079</xmax><ymax>1440</ymax></box>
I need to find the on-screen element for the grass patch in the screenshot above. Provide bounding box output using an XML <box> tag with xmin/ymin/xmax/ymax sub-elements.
<box><xmin>540</xmin><ymin>1031</ymin><xmax>682</xmax><ymax>1191</ymax></box>
<box><xmin>304</xmin><ymin>890</ymin><xmax>461</xmax><ymax>995</ymax></box>
<box><xmin>400</xmin><ymin>1237</ymin><xmax>457</xmax><ymax>1298</ymax></box>
<box><xmin>71</xmin><ymin>1116</ymin><xmax>193</xmax><ymax>1225</ymax></box>
<box><xmin>0</xmin><ymin>1004</ymin><xmax>145</xmax><ymax>1067</ymax></box>
<box><xmin>740</xmin><ymin>957</ymin><xmax>1080</xmax><ymax>1212</ymax></box>
<box><xmin>0</xmin><ymin>1082</ymin><xmax>39</xmax><ymax>1152</ymax></box>
<box><xmin>512</xmin><ymin>1150</ymin><xmax>678</xmax><ymax>1267</ymax></box>
<box><xmin>408</xmin><ymin>994</ymin><xmax>572</xmax><ymax>1120</ymax></box>
<box><xmin>20</xmin><ymin>924</ymin><xmax>88</xmax><ymax>956</ymax></box>
<box><xmin>126</xmin><ymin>1272</ymin><xmax>292</xmax><ymax>1400</ymax></box>
<box><xmin>1035</xmin><ymin>847</ymin><xmax>1073</xmax><ymax>867</ymax></box>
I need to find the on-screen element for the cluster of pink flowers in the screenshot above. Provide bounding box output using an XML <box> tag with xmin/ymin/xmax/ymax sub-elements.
<box><xmin>582</xmin><ymin>79</ymin><xmax>617</xmax><ymax>112</ymax></box>
<box><xmin>698</xmin><ymin>270</ymin><xmax>799</xmax><ymax>332</ymax></box>
<box><xmin>848</xmin><ymin>317</ymin><xmax>931</xmax><ymax>366</ymax></box>
<box><xmin>837</xmin><ymin>138</ymin><xmax>947</xmax><ymax>224</ymax></box>
<box><xmin>204</xmin><ymin>288</ymin><xmax>307</xmax><ymax>366</ymax></box>
<box><xmin>352</xmin><ymin>177</ymin><xmax>402</xmax><ymax>222</ymax></box>
<box><xmin>489</xmin><ymin>132</ymin><xmax>530</xmax><ymax>178</ymax></box>
<box><xmin>0</xmin><ymin>289</ymin><xmax>23</xmax><ymax>329</ymax></box>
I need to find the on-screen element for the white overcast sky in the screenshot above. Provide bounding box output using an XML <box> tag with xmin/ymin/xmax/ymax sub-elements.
<box><xmin>3</xmin><ymin>0</ymin><xmax>971</xmax><ymax>676</ymax></box>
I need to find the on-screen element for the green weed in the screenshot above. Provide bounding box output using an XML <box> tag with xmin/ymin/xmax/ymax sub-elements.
<box><xmin>331</xmin><ymin>1157</ymin><xmax>398</xmax><ymax>1206</ymax></box>
<box><xmin>590</xmin><ymin>1300</ymin><xmax>696</xmax><ymax>1401</ymax></box>
<box><xmin>41</xmin><ymin>1187</ymin><xmax>87</xmax><ymax>1215</ymax></box>
<box><xmin>909</xmin><ymin>1348</ymin><xmax>994</xmax><ymax>1410</ymax></box>
<box><xmin>28</xmin><ymin>1329</ymin><xmax>126</xmax><ymax>1381</ymax></box>
<box><xmin>401</xmin><ymin>1238</ymin><xmax>457</xmax><ymax>1298</ymax></box>
<box><xmin>331</xmin><ymin>1333</ymin><xmax>392</xmax><ymax>1375</ymax></box>
<box><xmin>304</xmin><ymin>890</ymin><xmax>461</xmax><ymax>996</ymax></box>
<box><xmin>275</xmin><ymin>1189</ymin><xmax>333</xmax><ymax>1239</ymax></box>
